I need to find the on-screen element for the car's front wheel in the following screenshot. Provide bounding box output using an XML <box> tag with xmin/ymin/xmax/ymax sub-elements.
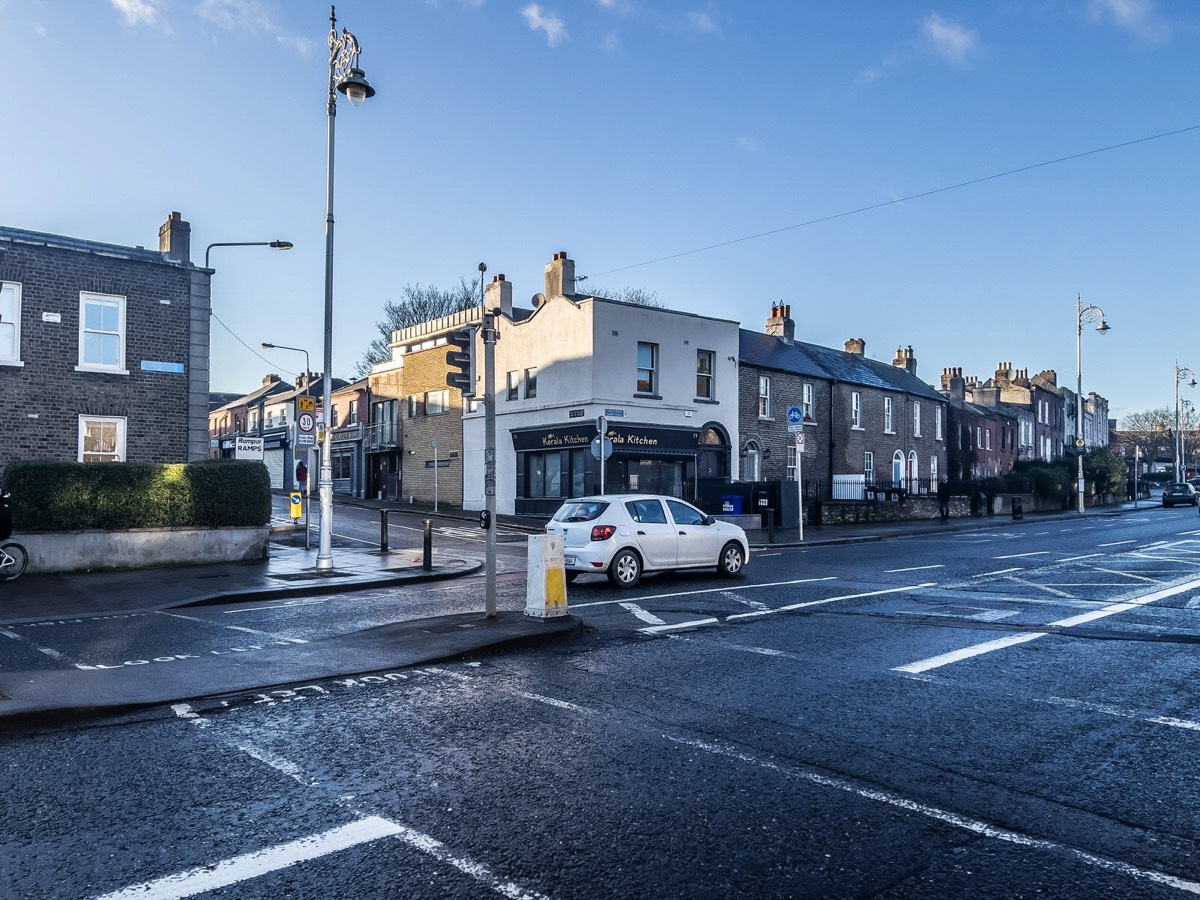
<box><xmin>607</xmin><ymin>548</ymin><xmax>642</xmax><ymax>588</ymax></box>
<box><xmin>717</xmin><ymin>542</ymin><xmax>745</xmax><ymax>577</ymax></box>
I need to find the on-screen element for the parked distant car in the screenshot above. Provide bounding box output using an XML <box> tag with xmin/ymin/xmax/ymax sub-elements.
<box><xmin>546</xmin><ymin>494</ymin><xmax>749</xmax><ymax>588</ymax></box>
<box><xmin>1161</xmin><ymin>483</ymin><xmax>1198</xmax><ymax>507</ymax></box>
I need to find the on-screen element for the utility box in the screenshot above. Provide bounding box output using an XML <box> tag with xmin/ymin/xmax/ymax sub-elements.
<box><xmin>525</xmin><ymin>534</ymin><xmax>569</xmax><ymax>618</ymax></box>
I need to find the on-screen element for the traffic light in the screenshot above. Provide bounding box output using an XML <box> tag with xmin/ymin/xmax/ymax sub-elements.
<box><xmin>445</xmin><ymin>327</ymin><xmax>476</xmax><ymax>397</ymax></box>
<box><xmin>479</xmin><ymin>509</ymin><xmax>491</xmax><ymax>530</ymax></box>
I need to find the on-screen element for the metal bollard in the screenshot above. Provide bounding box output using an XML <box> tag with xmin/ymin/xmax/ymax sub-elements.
<box><xmin>766</xmin><ymin>507</ymin><xmax>775</xmax><ymax>544</ymax></box>
<box><xmin>423</xmin><ymin>519</ymin><xmax>433</xmax><ymax>571</ymax></box>
<box><xmin>380</xmin><ymin>509</ymin><xmax>389</xmax><ymax>551</ymax></box>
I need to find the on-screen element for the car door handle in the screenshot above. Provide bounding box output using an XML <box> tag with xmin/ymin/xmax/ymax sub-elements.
<box><xmin>637</xmin><ymin>530</ymin><xmax>646</xmax><ymax>535</ymax></box>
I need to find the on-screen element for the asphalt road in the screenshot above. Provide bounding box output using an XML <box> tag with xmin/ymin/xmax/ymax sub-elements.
<box><xmin>4</xmin><ymin>506</ymin><xmax>1200</xmax><ymax>898</ymax></box>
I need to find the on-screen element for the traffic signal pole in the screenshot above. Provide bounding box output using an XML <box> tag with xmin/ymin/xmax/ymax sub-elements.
<box><xmin>483</xmin><ymin>309</ymin><xmax>498</xmax><ymax>619</ymax></box>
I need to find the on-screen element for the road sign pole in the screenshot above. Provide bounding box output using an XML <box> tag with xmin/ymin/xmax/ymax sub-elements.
<box><xmin>597</xmin><ymin>415</ymin><xmax>607</xmax><ymax>495</ymax></box>
<box><xmin>796</xmin><ymin>431</ymin><xmax>805</xmax><ymax>542</ymax></box>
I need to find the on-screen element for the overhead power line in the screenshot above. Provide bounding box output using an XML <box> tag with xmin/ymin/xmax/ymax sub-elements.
<box><xmin>590</xmin><ymin>124</ymin><xmax>1200</xmax><ymax>278</ymax></box>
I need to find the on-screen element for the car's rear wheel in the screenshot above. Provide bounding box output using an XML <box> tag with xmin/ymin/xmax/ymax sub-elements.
<box><xmin>607</xmin><ymin>548</ymin><xmax>642</xmax><ymax>588</ymax></box>
<box><xmin>717</xmin><ymin>542</ymin><xmax>745</xmax><ymax>577</ymax></box>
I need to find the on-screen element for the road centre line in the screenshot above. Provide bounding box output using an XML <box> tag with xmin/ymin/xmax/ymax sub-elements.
<box><xmin>894</xmin><ymin>575</ymin><xmax>1200</xmax><ymax>675</ymax></box>
<box><xmin>667</xmin><ymin>735</ymin><xmax>1200</xmax><ymax>896</ymax></box>
<box><xmin>994</xmin><ymin>551</ymin><xmax>1052</xmax><ymax>559</ymax></box>
<box><xmin>886</xmin><ymin>565</ymin><xmax>945</xmax><ymax>573</ymax></box>
<box><xmin>569</xmin><ymin>576</ymin><xmax>837</xmax><ymax>609</ymax></box>
<box><xmin>638</xmin><ymin>583</ymin><xmax>939</xmax><ymax>635</ymax></box>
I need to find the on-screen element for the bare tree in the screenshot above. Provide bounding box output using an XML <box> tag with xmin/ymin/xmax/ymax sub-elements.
<box><xmin>579</xmin><ymin>284</ymin><xmax>664</xmax><ymax>308</ymax></box>
<box><xmin>356</xmin><ymin>278</ymin><xmax>479</xmax><ymax>377</ymax></box>
<box><xmin>1120</xmin><ymin>406</ymin><xmax>1200</xmax><ymax>473</ymax></box>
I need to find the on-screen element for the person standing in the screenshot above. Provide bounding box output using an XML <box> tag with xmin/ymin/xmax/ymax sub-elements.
<box><xmin>937</xmin><ymin>476</ymin><xmax>951</xmax><ymax>524</ymax></box>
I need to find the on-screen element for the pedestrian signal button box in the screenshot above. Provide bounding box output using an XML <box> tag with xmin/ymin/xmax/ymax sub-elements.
<box><xmin>289</xmin><ymin>492</ymin><xmax>303</xmax><ymax>520</ymax></box>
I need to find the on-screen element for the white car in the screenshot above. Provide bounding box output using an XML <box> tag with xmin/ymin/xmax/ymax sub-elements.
<box><xmin>546</xmin><ymin>494</ymin><xmax>750</xmax><ymax>588</ymax></box>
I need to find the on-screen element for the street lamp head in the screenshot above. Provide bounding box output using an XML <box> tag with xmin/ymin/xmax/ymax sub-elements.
<box><xmin>261</xmin><ymin>342</ymin><xmax>275</xmax><ymax>349</ymax></box>
<box><xmin>1096</xmin><ymin>318</ymin><xmax>1110</xmax><ymax>335</ymax></box>
<box><xmin>337</xmin><ymin>68</ymin><xmax>375</xmax><ymax>106</ymax></box>
<box><xmin>269</xmin><ymin>240</ymin><xmax>294</xmax><ymax>251</ymax></box>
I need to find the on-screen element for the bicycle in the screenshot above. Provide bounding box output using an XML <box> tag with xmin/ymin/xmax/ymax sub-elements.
<box><xmin>0</xmin><ymin>489</ymin><xmax>26</xmax><ymax>581</ymax></box>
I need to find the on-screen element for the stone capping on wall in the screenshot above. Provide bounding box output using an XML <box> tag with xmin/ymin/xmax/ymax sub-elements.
<box><xmin>19</xmin><ymin>526</ymin><xmax>269</xmax><ymax>575</ymax></box>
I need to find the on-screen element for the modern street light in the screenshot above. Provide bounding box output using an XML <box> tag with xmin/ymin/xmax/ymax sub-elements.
<box><xmin>262</xmin><ymin>341</ymin><xmax>313</xmax><ymax>549</ymax></box>
<box><xmin>1175</xmin><ymin>363</ymin><xmax>1196</xmax><ymax>483</ymax></box>
<box><xmin>204</xmin><ymin>240</ymin><xmax>293</xmax><ymax>269</ymax></box>
<box><xmin>318</xmin><ymin>5</ymin><xmax>376</xmax><ymax>569</ymax></box>
<box><xmin>1074</xmin><ymin>294</ymin><xmax>1110</xmax><ymax>514</ymax></box>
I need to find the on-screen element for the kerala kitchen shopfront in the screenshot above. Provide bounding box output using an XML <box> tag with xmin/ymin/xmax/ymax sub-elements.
<box><xmin>511</xmin><ymin>420</ymin><xmax>732</xmax><ymax>517</ymax></box>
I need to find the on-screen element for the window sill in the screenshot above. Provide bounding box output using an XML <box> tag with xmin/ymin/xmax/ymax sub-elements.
<box><xmin>694</xmin><ymin>397</ymin><xmax>719</xmax><ymax>405</ymax></box>
<box><xmin>75</xmin><ymin>365</ymin><xmax>129</xmax><ymax>375</ymax></box>
<box><xmin>851</xmin><ymin>425</ymin><xmax>864</xmax><ymax>431</ymax></box>
<box><xmin>758</xmin><ymin>416</ymin><xmax>774</xmax><ymax>422</ymax></box>
<box><xmin>0</xmin><ymin>359</ymin><xmax>25</xmax><ymax>367</ymax></box>
<box><xmin>884</xmin><ymin>429</ymin><xmax>895</xmax><ymax>435</ymax></box>
<box><xmin>634</xmin><ymin>393</ymin><xmax>662</xmax><ymax>400</ymax></box>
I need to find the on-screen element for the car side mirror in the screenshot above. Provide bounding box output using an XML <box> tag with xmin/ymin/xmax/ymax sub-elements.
<box><xmin>704</xmin><ymin>514</ymin><xmax>716</xmax><ymax>525</ymax></box>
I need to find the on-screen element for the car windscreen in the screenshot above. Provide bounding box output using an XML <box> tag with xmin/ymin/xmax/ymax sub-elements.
<box><xmin>553</xmin><ymin>501</ymin><xmax>610</xmax><ymax>522</ymax></box>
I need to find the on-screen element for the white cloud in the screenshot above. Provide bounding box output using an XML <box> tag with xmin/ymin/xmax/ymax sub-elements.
<box><xmin>920</xmin><ymin>14</ymin><xmax>977</xmax><ymax>65</ymax></box>
<box><xmin>737</xmin><ymin>136</ymin><xmax>759</xmax><ymax>154</ymax></box>
<box><xmin>687</xmin><ymin>10</ymin><xmax>719</xmax><ymax>35</ymax></box>
<box><xmin>1088</xmin><ymin>0</ymin><xmax>1170</xmax><ymax>41</ymax></box>
<box><xmin>108</xmin><ymin>0</ymin><xmax>164</xmax><ymax>27</ymax></box>
<box><xmin>196</xmin><ymin>0</ymin><xmax>314</xmax><ymax>56</ymax></box>
<box><xmin>522</xmin><ymin>4</ymin><xmax>568</xmax><ymax>47</ymax></box>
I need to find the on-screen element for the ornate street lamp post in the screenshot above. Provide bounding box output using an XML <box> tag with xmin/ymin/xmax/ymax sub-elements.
<box><xmin>1075</xmin><ymin>294</ymin><xmax>1110</xmax><ymax>514</ymax></box>
<box><xmin>1174</xmin><ymin>363</ymin><xmax>1196</xmax><ymax>484</ymax></box>
<box><xmin>318</xmin><ymin>5</ymin><xmax>376</xmax><ymax>569</ymax></box>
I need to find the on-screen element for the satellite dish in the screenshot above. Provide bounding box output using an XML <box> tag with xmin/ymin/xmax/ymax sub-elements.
<box><xmin>532</xmin><ymin>293</ymin><xmax>546</xmax><ymax>307</ymax></box>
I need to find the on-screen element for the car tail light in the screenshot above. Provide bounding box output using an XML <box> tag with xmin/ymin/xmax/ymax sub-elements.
<box><xmin>590</xmin><ymin>524</ymin><xmax>617</xmax><ymax>541</ymax></box>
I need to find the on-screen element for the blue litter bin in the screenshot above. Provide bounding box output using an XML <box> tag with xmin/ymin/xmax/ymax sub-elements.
<box><xmin>721</xmin><ymin>495</ymin><xmax>743</xmax><ymax>515</ymax></box>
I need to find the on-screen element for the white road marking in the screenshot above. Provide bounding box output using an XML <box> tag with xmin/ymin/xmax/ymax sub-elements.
<box><xmin>975</xmin><ymin>567</ymin><xmax>1022</xmax><ymax>577</ymax></box>
<box><xmin>671</xmin><ymin>735</ymin><xmax>1200</xmax><ymax>895</ymax></box>
<box><xmin>722</xmin><ymin>591</ymin><xmax>769</xmax><ymax>611</ymax></box>
<box><xmin>570</xmin><ymin>576</ymin><xmax>836</xmax><ymax>609</ymax></box>
<box><xmin>894</xmin><ymin>576</ymin><xmax>1200</xmax><ymax>674</ymax></box>
<box><xmin>995</xmin><ymin>551</ymin><xmax>1051</xmax><ymax>559</ymax></box>
<box><xmin>638</xmin><ymin>584</ymin><xmax>938</xmax><ymax>636</ymax></box>
<box><xmin>1098</xmin><ymin>540</ymin><xmax>1137</xmax><ymax>547</ymax></box>
<box><xmin>519</xmin><ymin>692</ymin><xmax>588</xmax><ymax>712</ymax></box>
<box><xmin>885</xmin><ymin>565</ymin><xmax>945</xmax><ymax>573</ymax></box>
<box><xmin>0</xmin><ymin>628</ymin><xmax>67</xmax><ymax>660</ymax></box>
<box><xmin>618</xmin><ymin>602</ymin><xmax>666</xmax><ymax>626</ymax></box>
<box><xmin>224</xmin><ymin>598</ymin><xmax>329</xmax><ymax>613</ymax></box>
<box><xmin>1041</xmin><ymin>696</ymin><xmax>1200</xmax><ymax>733</ymax></box>
<box><xmin>160</xmin><ymin>611</ymin><xmax>308</xmax><ymax>642</ymax></box>
<box><xmin>724</xmin><ymin>644</ymin><xmax>807</xmax><ymax>660</ymax></box>
<box><xmin>1058</xmin><ymin>553</ymin><xmax>1103</xmax><ymax>562</ymax></box>
<box><xmin>1088</xmin><ymin>566</ymin><xmax>1165</xmax><ymax>584</ymax></box>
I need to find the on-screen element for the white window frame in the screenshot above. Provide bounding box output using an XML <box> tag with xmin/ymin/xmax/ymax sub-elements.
<box><xmin>851</xmin><ymin>392</ymin><xmax>862</xmax><ymax>429</ymax></box>
<box><xmin>696</xmin><ymin>349</ymin><xmax>715</xmax><ymax>400</ymax></box>
<box><xmin>77</xmin><ymin>291</ymin><xmax>128</xmax><ymax>373</ymax></box>
<box><xmin>930</xmin><ymin>455</ymin><xmax>938</xmax><ymax>486</ymax></box>
<box><xmin>914</xmin><ymin>402</ymin><xmax>922</xmax><ymax>437</ymax></box>
<box><xmin>936</xmin><ymin>406</ymin><xmax>943</xmax><ymax>441</ymax></box>
<box><xmin>802</xmin><ymin>383</ymin><xmax>813</xmax><ymax>421</ymax></box>
<box><xmin>883</xmin><ymin>397</ymin><xmax>893</xmax><ymax>433</ymax></box>
<box><xmin>0</xmin><ymin>281</ymin><xmax>22</xmax><ymax>366</ymax></box>
<box><xmin>786</xmin><ymin>445</ymin><xmax>797</xmax><ymax>481</ymax></box>
<box><xmin>758</xmin><ymin>376</ymin><xmax>771</xmax><ymax>419</ymax></box>
<box><xmin>78</xmin><ymin>415</ymin><xmax>127</xmax><ymax>462</ymax></box>
<box><xmin>864</xmin><ymin>451</ymin><xmax>874</xmax><ymax>485</ymax></box>
<box><xmin>636</xmin><ymin>342</ymin><xmax>659</xmax><ymax>395</ymax></box>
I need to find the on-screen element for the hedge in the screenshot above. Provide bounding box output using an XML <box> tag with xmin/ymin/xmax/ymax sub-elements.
<box><xmin>2</xmin><ymin>459</ymin><xmax>272</xmax><ymax>532</ymax></box>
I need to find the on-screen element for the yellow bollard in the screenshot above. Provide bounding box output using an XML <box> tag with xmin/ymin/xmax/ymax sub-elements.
<box><xmin>289</xmin><ymin>492</ymin><xmax>303</xmax><ymax>520</ymax></box>
<box><xmin>524</xmin><ymin>534</ymin><xmax>569</xmax><ymax>618</ymax></box>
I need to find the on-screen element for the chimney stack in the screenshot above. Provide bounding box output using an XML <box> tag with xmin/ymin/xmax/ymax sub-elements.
<box><xmin>892</xmin><ymin>345</ymin><xmax>917</xmax><ymax>376</ymax></box>
<box><xmin>544</xmin><ymin>251</ymin><xmax>575</xmax><ymax>299</ymax></box>
<box><xmin>765</xmin><ymin>303</ymin><xmax>795</xmax><ymax>342</ymax></box>
<box><xmin>158</xmin><ymin>211</ymin><xmax>191</xmax><ymax>264</ymax></box>
<box><xmin>844</xmin><ymin>338</ymin><xmax>866</xmax><ymax>356</ymax></box>
<box><xmin>941</xmin><ymin>366</ymin><xmax>965</xmax><ymax>401</ymax></box>
<box><xmin>486</xmin><ymin>273</ymin><xmax>513</xmax><ymax>318</ymax></box>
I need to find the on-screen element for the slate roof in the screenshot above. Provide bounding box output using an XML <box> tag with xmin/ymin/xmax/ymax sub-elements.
<box><xmin>739</xmin><ymin>330</ymin><xmax>945</xmax><ymax>402</ymax></box>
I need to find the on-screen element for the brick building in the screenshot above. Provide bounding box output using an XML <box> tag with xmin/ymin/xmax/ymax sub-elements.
<box><xmin>738</xmin><ymin>304</ymin><xmax>948</xmax><ymax>513</ymax></box>
<box><xmin>1</xmin><ymin>212</ymin><xmax>210</xmax><ymax>471</ymax></box>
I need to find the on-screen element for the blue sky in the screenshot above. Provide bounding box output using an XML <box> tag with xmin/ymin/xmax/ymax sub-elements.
<box><xmin>2</xmin><ymin>1</ymin><xmax>1198</xmax><ymax>423</ymax></box>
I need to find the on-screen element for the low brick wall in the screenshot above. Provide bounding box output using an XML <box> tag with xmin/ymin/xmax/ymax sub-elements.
<box><xmin>18</xmin><ymin>526</ymin><xmax>270</xmax><ymax>575</ymax></box>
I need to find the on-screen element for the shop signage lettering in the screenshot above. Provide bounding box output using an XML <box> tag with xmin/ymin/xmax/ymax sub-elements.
<box><xmin>540</xmin><ymin>432</ymin><xmax>591</xmax><ymax>448</ymax></box>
